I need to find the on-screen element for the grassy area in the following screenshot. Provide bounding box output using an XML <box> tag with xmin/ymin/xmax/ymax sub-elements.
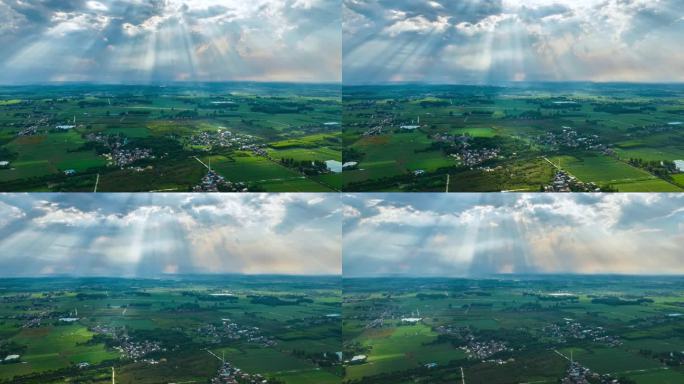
<box><xmin>0</xmin><ymin>83</ymin><xmax>341</xmax><ymax>191</ymax></box>
<box><xmin>346</xmin><ymin>323</ymin><xmax>467</xmax><ymax>380</ymax></box>
<box><xmin>0</xmin><ymin>276</ymin><xmax>342</xmax><ymax>383</ymax></box>
<box><xmin>343</xmin><ymin>276</ymin><xmax>684</xmax><ymax>383</ymax></box>
<box><xmin>346</xmin><ymin>132</ymin><xmax>454</xmax><ymax>184</ymax></box>
<box><xmin>626</xmin><ymin>368</ymin><xmax>684</xmax><ymax>384</ymax></box>
<box><xmin>562</xmin><ymin>347</ymin><xmax>661</xmax><ymax>375</ymax></box>
<box><xmin>0</xmin><ymin>132</ymin><xmax>105</xmax><ymax>182</ymax></box>
<box><xmin>0</xmin><ymin>325</ymin><xmax>117</xmax><ymax>381</ymax></box>
<box><xmin>342</xmin><ymin>83</ymin><xmax>684</xmax><ymax>191</ymax></box>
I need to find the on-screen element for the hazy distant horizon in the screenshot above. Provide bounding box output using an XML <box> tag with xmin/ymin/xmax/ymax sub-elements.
<box><xmin>0</xmin><ymin>272</ymin><xmax>342</xmax><ymax>279</ymax></box>
<box><xmin>342</xmin><ymin>272</ymin><xmax>684</xmax><ymax>279</ymax></box>
<box><xmin>341</xmin><ymin>80</ymin><xmax>684</xmax><ymax>87</ymax></box>
<box><xmin>0</xmin><ymin>79</ymin><xmax>343</xmax><ymax>87</ymax></box>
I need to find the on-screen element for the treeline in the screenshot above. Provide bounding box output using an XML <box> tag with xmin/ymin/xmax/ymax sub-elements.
<box><xmin>248</xmin><ymin>295</ymin><xmax>313</xmax><ymax>306</ymax></box>
<box><xmin>0</xmin><ymin>341</ymin><xmax>26</xmax><ymax>358</ymax></box>
<box><xmin>76</xmin><ymin>292</ymin><xmax>108</xmax><ymax>300</ymax></box>
<box><xmin>279</xmin><ymin>158</ymin><xmax>328</xmax><ymax>175</ymax></box>
<box><xmin>416</xmin><ymin>293</ymin><xmax>448</xmax><ymax>300</ymax></box>
<box><xmin>593</xmin><ymin>103</ymin><xmax>656</xmax><ymax>114</ymax></box>
<box><xmin>181</xmin><ymin>291</ymin><xmax>239</xmax><ymax>302</ymax></box>
<box><xmin>250</xmin><ymin>102</ymin><xmax>313</xmax><ymax>114</ymax></box>
<box><xmin>591</xmin><ymin>297</ymin><xmax>654</xmax><ymax>306</ymax></box>
<box><xmin>628</xmin><ymin>158</ymin><xmax>678</xmax><ymax>178</ymax></box>
<box><xmin>291</xmin><ymin>349</ymin><xmax>341</xmax><ymax>367</ymax></box>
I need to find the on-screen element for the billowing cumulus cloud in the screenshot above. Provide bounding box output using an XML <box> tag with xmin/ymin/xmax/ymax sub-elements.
<box><xmin>343</xmin><ymin>0</ymin><xmax>684</xmax><ymax>84</ymax></box>
<box><xmin>0</xmin><ymin>0</ymin><xmax>341</xmax><ymax>83</ymax></box>
<box><xmin>343</xmin><ymin>193</ymin><xmax>684</xmax><ymax>277</ymax></box>
<box><xmin>0</xmin><ymin>193</ymin><xmax>341</xmax><ymax>277</ymax></box>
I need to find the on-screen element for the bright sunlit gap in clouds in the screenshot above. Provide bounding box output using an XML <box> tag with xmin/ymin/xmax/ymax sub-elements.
<box><xmin>0</xmin><ymin>193</ymin><xmax>341</xmax><ymax>277</ymax></box>
<box><xmin>343</xmin><ymin>193</ymin><xmax>684</xmax><ymax>277</ymax></box>
<box><xmin>0</xmin><ymin>0</ymin><xmax>341</xmax><ymax>84</ymax></box>
<box><xmin>343</xmin><ymin>0</ymin><xmax>684</xmax><ymax>84</ymax></box>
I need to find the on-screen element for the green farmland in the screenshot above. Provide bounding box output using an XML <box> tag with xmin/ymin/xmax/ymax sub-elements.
<box><xmin>0</xmin><ymin>276</ymin><xmax>342</xmax><ymax>384</ymax></box>
<box><xmin>343</xmin><ymin>276</ymin><xmax>684</xmax><ymax>384</ymax></box>
<box><xmin>343</xmin><ymin>83</ymin><xmax>684</xmax><ymax>192</ymax></box>
<box><xmin>0</xmin><ymin>83</ymin><xmax>341</xmax><ymax>192</ymax></box>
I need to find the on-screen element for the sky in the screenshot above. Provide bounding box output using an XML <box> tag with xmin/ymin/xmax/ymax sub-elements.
<box><xmin>343</xmin><ymin>193</ymin><xmax>684</xmax><ymax>277</ymax></box>
<box><xmin>0</xmin><ymin>0</ymin><xmax>341</xmax><ymax>84</ymax></box>
<box><xmin>343</xmin><ymin>0</ymin><xmax>684</xmax><ymax>84</ymax></box>
<box><xmin>0</xmin><ymin>193</ymin><xmax>341</xmax><ymax>277</ymax></box>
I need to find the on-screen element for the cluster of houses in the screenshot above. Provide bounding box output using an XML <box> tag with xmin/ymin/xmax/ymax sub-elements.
<box><xmin>452</xmin><ymin>146</ymin><xmax>501</xmax><ymax>167</ymax></box>
<box><xmin>189</xmin><ymin>129</ymin><xmax>257</xmax><ymax>150</ymax></box>
<box><xmin>86</xmin><ymin>132</ymin><xmax>154</xmax><ymax>168</ymax></box>
<box><xmin>22</xmin><ymin>317</ymin><xmax>43</xmax><ymax>328</ymax></box>
<box><xmin>358</xmin><ymin>115</ymin><xmax>394</xmax><ymax>137</ymax></box>
<box><xmin>17</xmin><ymin>124</ymin><xmax>40</xmax><ymax>136</ymax></box>
<box><xmin>192</xmin><ymin>170</ymin><xmax>248</xmax><ymax>192</ymax></box>
<box><xmin>362</xmin><ymin>125</ymin><xmax>385</xmax><ymax>136</ymax></box>
<box><xmin>537</xmin><ymin>127</ymin><xmax>605</xmax><ymax>152</ymax></box>
<box><xmin>544</xmin><ymin>170</ymin><xmax>601</xmax><ymax>192</ymax></box>
<box><xmin>90</xmin><ymin>324</ymin><xmax>115</xmax><ymax>336</ymax></box>
<box><xmin>13</xmin><ymin>114</ymin><xmax>50</xmax><ymax>137</ymax></box>
<box><xmin>240</xmin><ymin>143</ymin><xmax>269</xmax><ymax>158</ymax></box>
<box><xmin>433</xmin><ymin>133</ymin><xmax>502</xmax><ymax>168</ymax></box>
<box><xmin>436</xmin><ymin>325</ymin><xmax>511</xmax><ymax>361</ymax></box>
<box><xmin>544</xmin><ymin>319</ymin><xmax>622</xmax><ymax>347</ymax></box>
<box><xmin>90</xmin><ymin>324</ymin><xmax>163</xmax><ymax>361</ymax></box>
<box><xmin>106</xmin><ymin>147</ymin><xmax>154</xmax><ymax>168</ymax></box>
<box><xmin>461</xmin><ymin>337</ymin><xmax>510</xmax><ymax>361</ymax></box>
<box><xmin>562</xmin><ymin>361</ymin><xmax>622</xmax><ymax>384</ymax></box>
<box><xmin>196</xmin><ymin>319</ymin><xmax>276</xmax><ymax>347</ymax></box>
<box><xmin>116</xmin><ymin>338</ymin><xmax>163</xmax><ymax>361</ymax></box>
<box><xmin>211</xmin><ymin>361</ymin><xmax>269</xmax><ymax>384</ymax></box>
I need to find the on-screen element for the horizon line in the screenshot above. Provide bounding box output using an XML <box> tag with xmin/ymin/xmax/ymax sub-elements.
<box><xmin>0</xmin><ymin>80</ymin><xmax>343</xmax><ymax>87</ymax></box>
<box><xmin>0</xmin><ymin>273</ymin><xmax>342</xmax><ymax>279</ymax></box>
<box><xmin>343</xmin><ymin>273</ymin><xmax>684</xmax><ymax>279</ymax></box>
<box><xmin>341</xmin><ymin>80</ymin><xmax>684</xmax><ymax>87</ymax></box>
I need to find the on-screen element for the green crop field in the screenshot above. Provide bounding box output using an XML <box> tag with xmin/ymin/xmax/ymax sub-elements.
<box><xmin>343</xmin><ymin>83</ymin><xmax>684</xmax><ymax>192</ymax></box>
<box><xmin>0</xmin><ymin>83</ymin><xmax>341</xmax><ymax>192</ymax></box>
<box><xmin>342</xmin><ymin>276</ymin><xmax>684</xmax><ymax>384</ymax></box>
<box><xmin>0</xmin><ymin>276</ymin><xmax>342</xmax><ymax>384</ymax></box>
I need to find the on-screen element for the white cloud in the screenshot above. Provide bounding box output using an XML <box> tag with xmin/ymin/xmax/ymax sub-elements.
<box><xmin>344</xmin><ymin>0</ymin><xmax>684</xmax><ymax>83</ymax></box>
<box><xmin>0</xmin><ymin>0</ymin><xmax>341</xmax><ymax>83</ymax></box>
<box><xmin>383</xmin><ymin>15</ymin><xmax>451</xmax><ymax>37</ymax></box>
<box><xmin>33</xmin><ymin>203</ymin><xmax>101</xmax><ymax>227</ymax></box>
<box><xmin>342</xmin><ymin>205</ymin><xmax>361</xmax><ymax>218</ymax></box>
<box><xmin>343</xmin><ymin>194</ymin><xmax>684</xmax><ymax>277</ymax></box>
<box><xmin>0</xmin><ymin>201</ymin><xmax>24</xmax><ymax>228</ymax></box>
<box><xmin>85</xmin><ymin>1</ymin><xmax>108</xmax><ymax>12</ymax></box>
<box><xmin>291</xmin><ymin>0</ymin><xmax>321</xmax><ymax>9</ymax></box>
<box><xmin>0</xmin><ymin>194</ymin><xmax>340</xmax><ymax>277</ymax></box>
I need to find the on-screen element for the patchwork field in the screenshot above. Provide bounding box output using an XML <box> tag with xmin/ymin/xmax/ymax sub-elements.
<box><xmin>0</xmin><ymin>83</ymin><xmax>341</xmax><ymax>192</ymax></box>
<box><xmin>343</xmin><ymin>83</ymin><xmax>684</xmax><ymax>192</ymax></box>
<box><xmin>343</xmin><ymin>276</ymin><xmax>684</xmax><ymax>384</ymax></box>
<box><xmin>0</xmin><ymin>276</ymin><xmax>342</xmax><ymax>384</ymax></box>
